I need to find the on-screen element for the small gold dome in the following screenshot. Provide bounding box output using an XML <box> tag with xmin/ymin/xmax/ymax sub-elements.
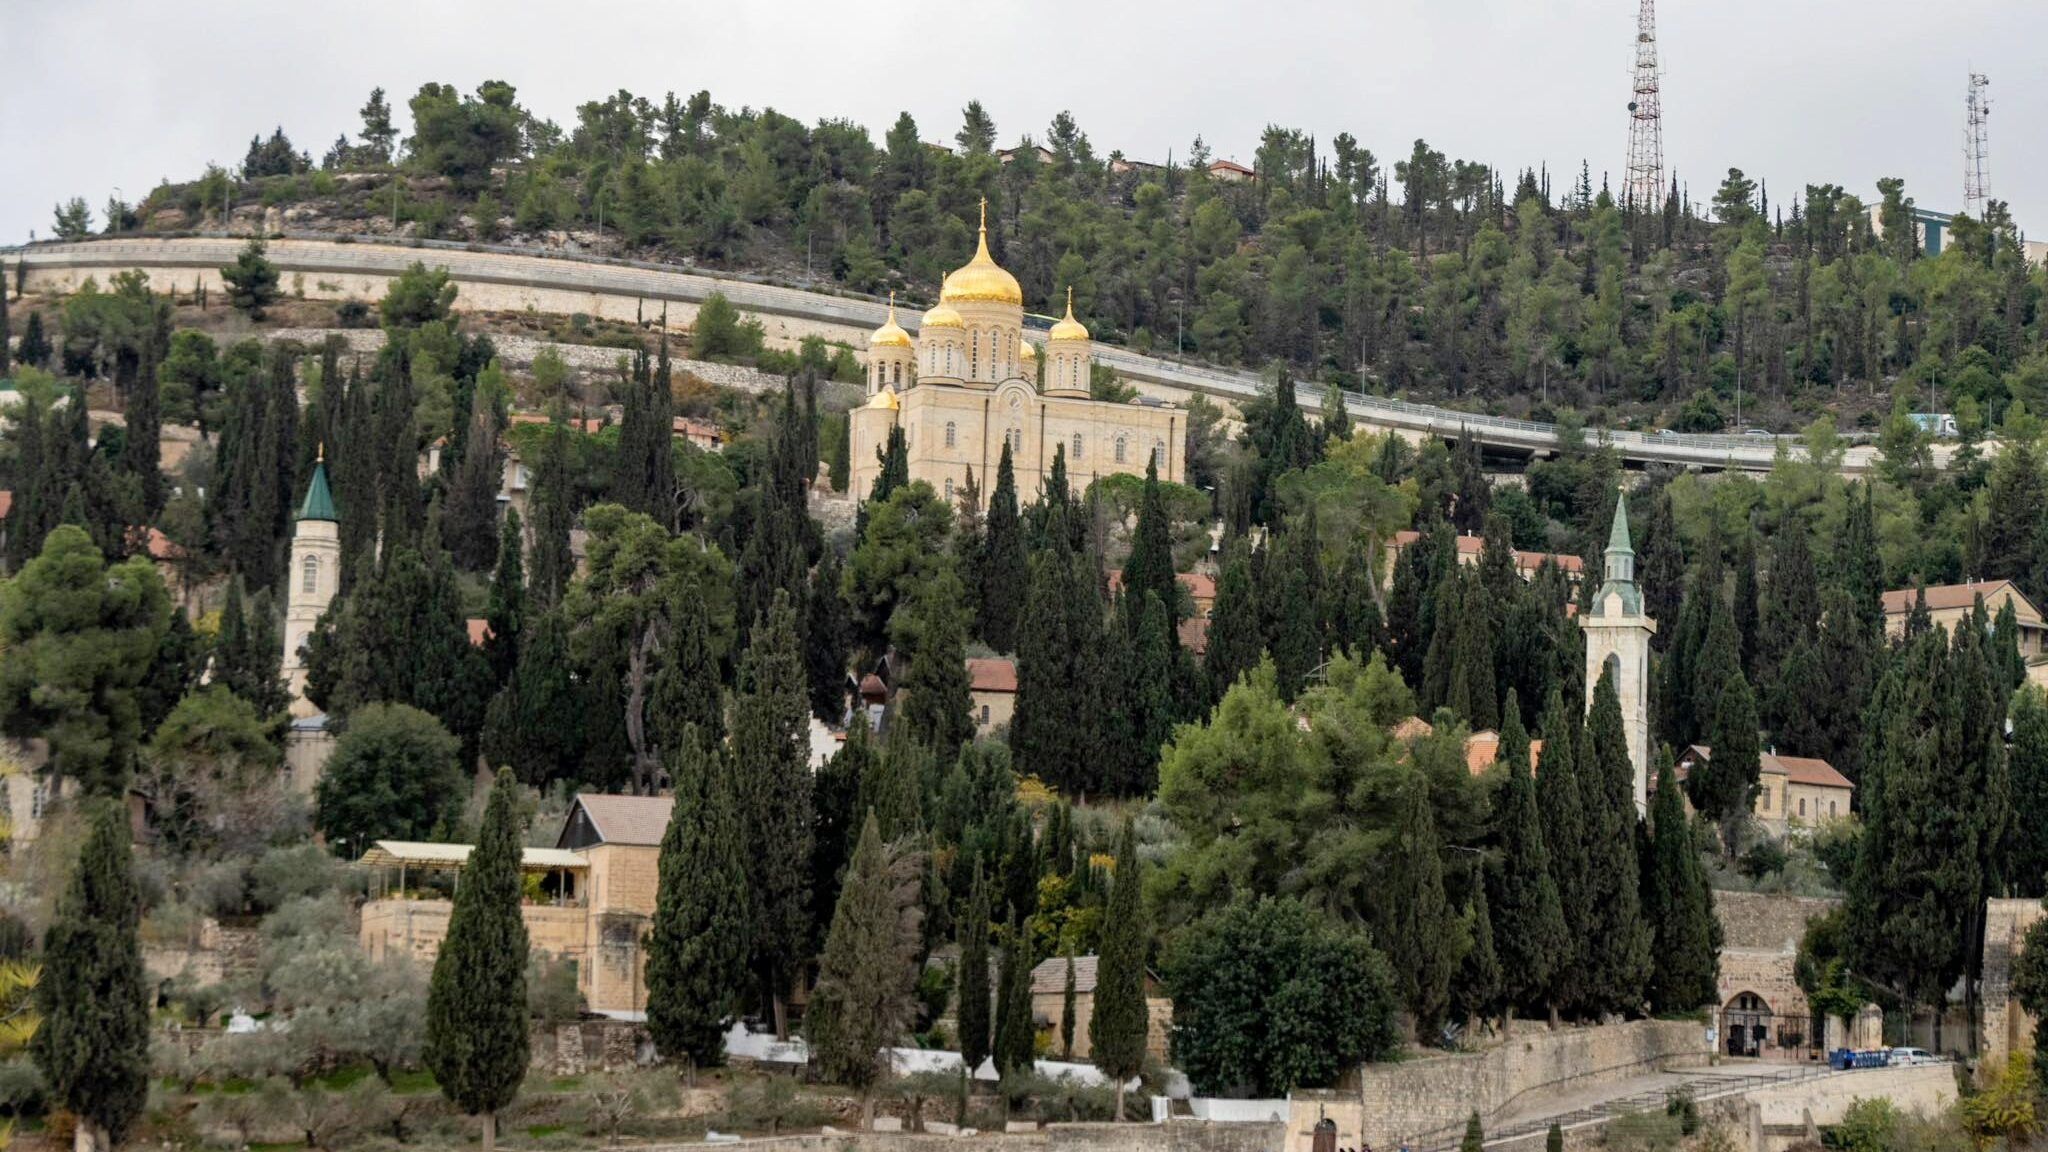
<box><xmin>866</xmin><ymin>388</ymin><xmax>899</xmax><ymax>411</ymax></box>
<box><xmin>1048</xmin><ymin>287</ymin><xmax>1090</xmax><ymax>342</ymax></box>
<box><xmin>921</xmin><ymin>303</ymin><xmax>964</xmax><ymax>330</ymax></box>
<box><xmin>869</xmin><ymin>292</ymin><xmax>913</xmax><ymax>349</ymax></box>
<box><xmin>939</xmin><ymin>200</ymin><xmax>1023</xmax><ymax>307</ymax></box>
<box><xmin>1019</xmin><ymin>338</ymin><xmax>1037</xmax><ymax>360</ymax></box>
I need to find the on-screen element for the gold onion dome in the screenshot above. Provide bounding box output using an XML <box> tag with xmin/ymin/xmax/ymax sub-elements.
<box><xmin>866</xmin><ymin>388</ymin><xmax>899</xmax><ymax>411</ymax></box>
<box><xmin>1048</xmin><ymin>287</ymin><xmax>1090</xmax><ymax>342</ymax></box>
<box><xmin>1019</xmin><ymin>338</ymin><xmax>1037</xmax><ymax>360</ymax></box>
<box><xmin>921</xmin><ymin>303</ymin><xmax>964</xmax><ymax>329</ymax></box>
<box><xmin>939</xmin><ymin>200</ymin><xmax>1023</xmax><ymax>307</ymax></box>
<box><xmin>869</xmin><ymin>292</ymin><xmax>913</xmax><ymax>348</ymax></box>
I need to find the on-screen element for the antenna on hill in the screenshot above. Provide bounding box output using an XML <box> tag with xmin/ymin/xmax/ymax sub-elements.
<box><xmin>1623</xmin><ymin>0</ymin><xmax>1665</xmax><ymax>215</ymax></box>
<box><xmin>1964</xmin><ymin>71</ymin><xmax>1991</xmax><ymax>217</ymax></box>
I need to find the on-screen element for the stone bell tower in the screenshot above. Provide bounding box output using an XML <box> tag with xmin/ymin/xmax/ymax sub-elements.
<box><xmin>1580</xmin><ymin>490</ymin><xmax>1656</xmax><ymax>813</ymax></box>
<box><xmin>282</xmin><ymin>447</ymin><xmax>339</xmax><ymax>717</ymax></box>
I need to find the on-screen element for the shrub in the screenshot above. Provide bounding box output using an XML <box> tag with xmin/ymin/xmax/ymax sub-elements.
<box><xmin>250</xmin><ymin>844</ymin><xmax>345</xmax><ymax>911</ymax></box>
<box><xmin>1738</xmin><ymin>839</ymin><xmax>1788</xmax><ymax>881</ymax></box>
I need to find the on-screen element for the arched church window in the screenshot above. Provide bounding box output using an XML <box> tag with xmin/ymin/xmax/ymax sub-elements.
<box><xmin>1153</xmin><ymin>441</ymin><xmax>1166</xmax><ymax>470</ymax></box>
<box><xmin>1072</xmin><ymin>433</ymin><xmax>1083</xmax><ymax>460</ymax></box>
<box><xmin>969</xmin><ymin>334</ymin><xmax>978</xmax><ymax>378</ymax></box>
<box><xmin>1008</xmin><ymin>427</ymin><xmax>1022</xmax><ymax>453</ymax></box>
<box><xmin>945</xmin><ymin>421</ymin><xmax>957</xmax><ymax>449</ymax></box>
<box><xmin>301</xmin><ymin>554</ymin><xmax>318</xmax><ymax>596</ymax></box>
<box><xmin>945</xmin><ymin>478</ymin><xmax>955</xmax><ymax>501</ymax></box>
<box><xmin>1114</xmin><ymin>436</ymin><xmax>1127</xmax><ymax>464</ymax></box>
<box><xmin>892</xmin><ymin>362</ymin><xmax>902</xmax><ymax>385</ymax></box>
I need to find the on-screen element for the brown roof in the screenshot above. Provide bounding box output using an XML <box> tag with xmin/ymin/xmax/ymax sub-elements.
<box><xmin>1107</xmin><ymin>571</ymin><xmax>1217</xmax><ymax>601</ymax></box>
<box><xmin>1462</xmin><ymin>730</ymin><xmax>1543</xmax><ymax>775</ymax></box>
<box><xmin>1208</xmin><ymin>159</ymin><xmax>1254</xmax><ymax>175</ymax></box>
<box><xmin>1391</xmin><ymin>716</ymin><xmax>1434</xmax><ymax>742</ymax></box>
<box><xmin>1879</xmin><ymin>579</ymin><xmax>2028</xmax><ymax>616</ymax></box>
<box><xmin>565</xmin><ymin>793</ymin><xmax>673</xmax><ymax>847</ymax></box>
<box><xmin>967</xmin><ymin>658</ymin><xmax>1017</xmax><ymax>694</ymax></box>
<box><xmin>1681</xmin><ymin>745</ymin><xmax>1854</xmax><ymax>792</ymax></box>
<box><xmin>1031</xmin><ymin>954</ymin><xmax>1099</xmax><ymax>996</ymax></box>
<box><xmin>466</xmin><ymin>618</ymin><xmax>494</xmax><ymax>647</ymax></box>
<box><xmin>1389</xmin><ymin>530</ymin><xmax>1584</xmax><ymax>574</ymax></box>
<box><xmin>1178</xmin><ymin>616</ymin><xmax>1210</xmax><ymax>656</ymax></box>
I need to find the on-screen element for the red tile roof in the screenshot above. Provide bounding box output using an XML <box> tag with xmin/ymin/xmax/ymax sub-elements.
<box><xmin>1389</xmin><ymin>530</ymin><xmax>1584</xmax><ymax>574</ymax></box>
<box><xmin>1681</xmin><ymin>745</ymin><xmax>1854</xmax><ymax>791</ymax></box>
<box><xmin>967</xmin><ymin>657</ymin><xmax>1017</xmax><ymax>693</ymax></box>
<box><xmin>1208</xmin><ymin>159</ymin><xmax>1254</xmax><ymax>176</ymax></box>
<box><xmin>1879</xmin><ymin>579</ymin><xmax>2027</xmax><ymax>616</ymax></box>
<box><xmin>1107</xmin><ymin>571</ymin><xmax>1217</xmax><ymax>601</ymax></box>
<box><xmin>466</xmin><ymin>618</ymin><xmax>494</xmax><ymax>647</ymax></box>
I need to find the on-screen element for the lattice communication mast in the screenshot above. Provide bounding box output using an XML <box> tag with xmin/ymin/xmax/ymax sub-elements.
<box><xmin>1964</xmin><ymin>72</ymin><xmax>1991</xmax><ymax>216</ymax></box>
<box><xmin>1623</xmin><ymin>0</ymin><xmax>1665</xmax><ymax>214</ymax></box>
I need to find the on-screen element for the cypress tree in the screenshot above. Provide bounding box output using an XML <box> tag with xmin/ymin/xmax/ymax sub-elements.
<box><xmin>809</xmin><ymin>716</ymin><xmax>867</xmax><ymax>948</ymax></box>
<box><xmin>483</xmin><ymin>508</ymin><xmax>526</xmax><ymax>687</ymax></box>
<box><xmin>808</xmin><ymin>812</ymin><xmax>923</xmax><ymax>1126</ymax></box>
<box><xmin>444</xmin><ymin>385</ymin><xmax>508</xmax><ymax>571</ymax></box>
<box><xmin>1731</xmin><ymin>533</ymin><xmax>1760</xmax><ymax>674</ymax></box>
<box><xmin>1656</xmin><ymin>558</ymin><xmax>1716</xmax><ymax>751</ymax></box>
<box><xmin>1547</xmin><ymin>1124</ymin><xmax>1564</xmax><ymax>1152</ymax></box>
<box><xmin>1421</xmin><ymin>563</ymin><xmax>1462</xmax><ymax>711</ymax></box>
<box><xmin>424</xmin><ymin>769</ymin><xmax>529</xmax><ymax>1151</ymax></box>
<box><xmin>1061</xmin><ymin>950</ymin><xmax>1078</xmax><ymax>1059</ymax></box>
<box><xmin>732</xmin><ymin>591</ymin><xmax>814</xmax><ymax>1037</ymax></box>
<box><xmin>1647</xmin><ymin>753</ymin><xmax>1719</xmax><ymax>1013</ymax></box>
<box><xmin>1581</xmin><ymin>666</ymin><xmax>1652</xmax><ymax>1016</ymax></box>
<box><xmin>1012</xmin><ymin>514</ymin><xmax>1098</xmax><ymax>794</ymax></box>
<box><xmin>2007</xmin><ymin>686</ymin><xmax>2048</xmax><ymax>898</ymax></box>
<box><xmin>1122</xmin><ymin>456</ymin><xmax>1178</xmax><ymax>633</ymax></box>
<box><xmin>992</xmin><ymin>911</ymin><xmax>1034</xmax><ymax>1077</ymax></box>
<box><xmin>1634</xmin><ymin>485</ymin><xmax>1684</xmax><ymax>650</ymax></box>
<box><xmin>482</xmin><ymin>607</ymin><xmax>584</xmax><ymax>785</ymax></box>
<box><xmin>979</xmin><ymin>440</ymin><xmax>1028</xmax><ymax>652</ymax></box>
<box><xmin>16</xmin><ymin>310</ymin><xmax>49</xmax><ymax>369</ymax></box>
<box><xmin>121</xmin><ymin>329</ymin><xmax>164</xmax><ymax>518</ymax></box>
<box><xmin>957</xmin><ymin>862</ymin><xmax>993</xmax><ymax>1074</ymax></box>
<box><xmin>804</xmin><ymin>549</ymin><xmax>852</xmax><ymax>724</ymax></box>
<box><xmin>1449</xmin><ymin>575</ymin><xmax>1499</xmax><ymax>731</ymax></box>
<box><xmin>1119</xmin><ymin>593</ymin><xmax>1175</xmax><ymax>796</ymax></box>
<box><xmin>526</xmin><ymin>401</ymin><xmax>576</xmax><ymax>608</ymax></box>
<box><xmin>1264</xmin><ymin>513</ymin><xmax>1325</xmax><ymax>700</ymax></box>
<box><xmin>646</xmin><ymin>728</ymin><xmax>751</xmax><ymax>1071</ymax></box>
<box><xmin>1203</xmin><ymin>543</ymin><xmax>1261</xmax><ymax>701</ymax></box>
<box><xmin>1836</xmin><ymin>482</ymin><xmax>1886</xmax><ymax>634</ymax></box>
<box><xmin>892</xmin><ymin>567</ymin><xmax>975</xmax><ymax>755</ymax></box>
<box><xmin>1385</xmin><ymin>523</ymin><xmax>1440</xmax><ymax>687</ymax></box>
<box><xmin>861</xmin><ymin>724</ymin><xmax>929</xmax><ymax>844</ymax></box>
<box><xmin>32</xmin><ymin>802</ymin><xmax>149</xmax><ymax>1152</ymax></box>
<box><xmin>1758</xmin><ymin>522</ymin><xmax>1819</xmax><ymax>715</ymax></box>
<box><xmin>1329</xmin><ymin>534</ymin><xmax>1386</xmax><ymax>661</ymax></box>
<box><xmin>1385</xmin><ymin>777</ymin><xmax>1459</xmax><ymax>1034</ymax></box>
<box><xmin>1454</xmin><ymin>886</ymin><xmax>1502</xmax><ymax>1030</ymax></box>
<box><xmin>1092</xmin><ymin>819</ymin><xmax>1148</xmax><ymax>1119</ymax></box>
<box><xmin>1693</xmin><ymin>672</ymin><xmax>1761</xmax><ymax>860</ymax></box>
<box><xmin>1535</xmin><ymin>686</ymin><xmax>1590</xmax><ymax>1018</ymax></box>
<box><xmin>1488</xmin><ymin>691</ymin><xmax>1567</xmax><ymax>1016</ymax></box>
<box><xmin>1692</xmin><ymin>594</ymin><xmax>1740</xmax><ymax>749</ymax></box>
<box><xmin>1460</xmin><ymin>1113</ymin><xmax>1485</xmax><ymax>1152</ymax></box>
<box><xmin>649</xmin><ymin>586</ymin><xmax>724</xmax><ymax>757</ymax></box>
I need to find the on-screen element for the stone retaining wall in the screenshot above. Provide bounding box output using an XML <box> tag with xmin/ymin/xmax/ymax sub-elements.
<box><xmin>262</xmin><ymin>327</ymin><xmax>792</xmax><ymax>396</ymax></box>
<box><xmin>635</xmin><ymin>1122</ymin><xmax>1282</xmax><ymax>1152</ymax></box>
<box><xmin>1290</xmin><ymin>1020</ymin><xmax>1707</xmax><ymax>1152</ymax></box>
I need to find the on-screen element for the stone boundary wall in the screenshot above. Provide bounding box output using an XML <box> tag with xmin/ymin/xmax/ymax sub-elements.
<box><xmin>1290</xmin><ymin>1020</ymin><xmax>1707</xmax><ymax>1151</ymax></box>
<box><xmin>634</xmin><ymin>1122</ymin><xmax>1282</xmax><ymax>1152</ymax></box>
<box><xmin>1982</xmin><ymin>896</ymin><xmax>2046</xmax><ymax>1064</ymax></box>
<box><xmin>262</xmin><ymin>327</ymin><xmax>792</xmax><ymax>396</ymax></box>
<box><xmin>1715</xmin><ymin>892</ymin><xmax>1838</xmax><ymax>951</ymax></box>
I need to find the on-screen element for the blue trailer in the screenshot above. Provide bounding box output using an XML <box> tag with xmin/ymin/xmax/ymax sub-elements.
<box><xmin>1828</xmin><ymin>1048</ymin><xmax>1890</xmax><ymax>1071</ymax></box>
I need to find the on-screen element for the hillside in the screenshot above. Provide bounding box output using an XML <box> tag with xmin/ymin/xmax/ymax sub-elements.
<box><xmin>44</xmin><ymin>82</ymin><xmax>2047</xmax><ymax>436</ymax></box>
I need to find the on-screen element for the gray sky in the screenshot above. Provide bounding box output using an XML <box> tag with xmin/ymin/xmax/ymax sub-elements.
<box><xmin>5</xmin><ymin>0</ymin><xmax>2045</xmax><ymax>247</ymax></box>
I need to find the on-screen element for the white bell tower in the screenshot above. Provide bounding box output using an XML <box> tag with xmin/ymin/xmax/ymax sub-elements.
<box><xmin>1580</xmin><ymin>490</ymin><xmax>1656</xmax><ymax>813</ymax></box>
<box><xmin>283</xmin><ymin>447</ymin><xmax>340</xmax><ymax>717</ymax></box>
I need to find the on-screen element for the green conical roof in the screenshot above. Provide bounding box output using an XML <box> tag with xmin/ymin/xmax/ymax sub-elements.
<box><xmin>297</xmin><ymin>459</ymin><xmax>337</xmax><ymax>522</ymax></box>
<box><xmin>1606</xmin><ymin>490</ymin><xmax>1632</xmax><ymax>555</ymax></box>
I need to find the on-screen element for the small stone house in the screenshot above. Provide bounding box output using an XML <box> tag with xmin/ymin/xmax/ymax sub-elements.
<box><xmin>968</xmin><ymin>658</ymin><xmax>1016</xmax><ymax>736</ymax></box>
<box><xmin>1026</xmin><ymin>953</ymin><xmax>1172</xmax><ymax>1060</ymax></box>
<box><xmin>1881</xmin><ymin>579</ymin><xmax>2048</xmax><ymax>662</ymax></box>
<box><xmin>1674</xmin><ymin>745</ymin><xmax>1855</xmax><ymax>831</ymax></box>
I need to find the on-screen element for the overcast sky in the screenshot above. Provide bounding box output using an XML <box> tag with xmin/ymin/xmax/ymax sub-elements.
<box><xmin>5</xmin><ymin>0</ymin><xmax>2044</xmax><ymax>247</ymax></box>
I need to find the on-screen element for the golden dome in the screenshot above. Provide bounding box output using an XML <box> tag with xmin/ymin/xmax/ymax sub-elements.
<box><xmin>921</xmin><ymin>303</ymin><xmax>964</xmax><ymax>330</ymax></box>
<box><xmin>866</xmin><ymin>388</ymin><xmax>899</xmax><ymax>411</ymax></box>
<box><xmin>939</xmin><ymin>200</ymin><xmax>1023</xmax><ymax>307</ymax></box>
<box><xmin>869</xmin><ymin>292</ymin><xmax>912</xmax><ymax>349</ymax></box>
<box><xmin>1048</xmin><ymin>287</ymin><xmax>1090</xmax><ymax>342</ymax></box>
<box><xmin>1019</xmin><ymin>338</ymin><xmax>1037</xmax><ymax>360</ymax></box>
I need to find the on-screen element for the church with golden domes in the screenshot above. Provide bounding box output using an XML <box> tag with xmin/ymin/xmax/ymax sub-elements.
<box><xmin>848</xmin><ymin>205</ymin><xmax>1186</xmax><ymax>508</ymax></box>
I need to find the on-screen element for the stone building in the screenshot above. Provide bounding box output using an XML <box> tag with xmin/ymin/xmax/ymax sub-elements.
<box><xmin>967</xmin><ymin>657</ymin><xmax>1016</xmax><ymax>737</ymax></box>
<box><xmin>281</xmin><ymin>452</ymin><xmax>338</xmax><ymax>718</ymax></box>
<box><xmin>1579</xmin><ymin>493</ymin><xmax>1655</xmax><ymax>812</ymax></box>
<box><xmin>1674</xmin><ymin>745</ymin><xmax>1855</xmax><ymax>832</ymax></box>
<box><xmin>1881</xmin><ymin>579</ymin><xmax>2048</xmax><ymax>665</ymax></box>
<box><xmin>357</xmin><ymin>793</ymin><xmax>671</xmax><ymax>1017</ymax></box>
<box><xmin>1025</xmin><ymin>953</ymin><xmax>1172</xmax><ymax>1060</ymax></box>
<box><xmin>847</xmin><ymin>205</ymin><xmax>1185</xmax><ymax>507</ymax></box>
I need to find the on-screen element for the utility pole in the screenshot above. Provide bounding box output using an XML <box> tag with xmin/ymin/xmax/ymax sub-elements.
<box><xmin>1964</xmin><ymin>72</ymin><xmax>1991</xmax><ymax>218</ymax></box>
<box><xmin>1623</xmin><ymin>0</ymin><xmax>1665</xmax><ymax>217</ymax></box>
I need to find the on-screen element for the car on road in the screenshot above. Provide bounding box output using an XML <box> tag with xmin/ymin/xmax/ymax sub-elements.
<box><xmin>1743</xmin><ymin>428</ymin><xmax>1772</xmax><ymax>437</ymax></box>
<box><xmin>1889</xmin><ymin>1047</ymin><xmax>1938</xmax><ymax>1065</ymax></box>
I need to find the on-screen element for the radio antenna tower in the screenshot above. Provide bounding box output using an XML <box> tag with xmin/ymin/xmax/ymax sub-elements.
<box><xmin>1623</xmin><ymin>0</ymin><xmax>1665</xmax><ymax>214</ymax></box>
<box><xmin>1964</xmin><ymin>72</ymin><xmax>1991</xmax><ymax>216</ymax></box>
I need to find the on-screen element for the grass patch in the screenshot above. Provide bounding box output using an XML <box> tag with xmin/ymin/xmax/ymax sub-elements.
<box><xmin>547</xmin><ymin>1076</ymin><xmax>584</xmax><ymax>1093</ymax></box>
<box><xmin>527</xmin><ymin>1125</ymin><xmax>566</xmax><ymax>1138</ymax></box>
<box><xmin>309</xmin><ymin>1064</ymin><xmax>375</xmax><ymax>1090</ymax></box>
<box><xmin>389</xmin><ymin>1069</ymin><xmax>439</xmax><ymax>1095</ymax></box>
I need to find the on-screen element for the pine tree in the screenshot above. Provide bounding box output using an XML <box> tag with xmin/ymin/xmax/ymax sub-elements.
<box><xmin>32</xmin><ymin>802</ymin><xmax>149</xmax><ymax>1152</ymax></box>
<box><xmin>527</xmin><ymin>402</ymin><xmax>576</xmax><ymax>608</ymax></box>
<box><xmin>732</xmin><ymin>591</ymin><xmax>814</xmax><ymax>1037</ymax></box>
<box><xmin>423</xmin><ymin>769</ymin><xmax>528</xmax><ymax>1151</ymax></box>
<box><xmin>992</xmin><ymin>911</ymin><xmax>1034</xmax><ymax>1077</ymax></box>
<box><xmin>957</xmin><ymin>862</ymin><xmax>993</xmax><ymax>1074</ymax></box>
<box><xmin>1647</xmin><ymin>753</ymin><xmax>1719</xmax><ymax>1013</ymax></box>
<box><xmin>804</xmin><ymin>549</ymin><xmax>852</xmax><ymax>723</ymax></box>
<box><xmin>646</xmin><ymin>728</ymin><xmax>751</xmax><ymax>1070</ymax></box>
<box><xmin>1581</xmin><ymin>666</ymin><xmax>1652</xmax><ymax>1016</ymax></box>
<box><xmin>1693</xmin><ymin>672</ymin><xmax>1761</xmax><ymax>860</ymax></box>
<box><xmin>1061</xmin><ymin>950</ymin><xmax>1078</xmax><ymax>1059</ymax></box>
<box><xmin>1488</xmin><ymin>691</ymin><xmax>1568</xmax><ymax>1016</ymax></box>
<box><xmin>1535</xmin><ymin>686</ymin><xmax>1590</xmax><ymax>1017</ymax></box>
<box><xmin>979</xmin><ymin>441</ymin><xmax>1029</xmax><ymax>652</ymax></box>
<box><xmin>1092</xmin><ymin>819</ymin><xmax>1148</xmax><ymax>1120</ymax></box>
<box><xmin>808</xmin><ymin>812</ymin><xmax>923</xmax><ymax>1126</ymax></box>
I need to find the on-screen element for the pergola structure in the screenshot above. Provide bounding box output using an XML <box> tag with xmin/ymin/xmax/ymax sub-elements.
<box><xmin>358</xmin><ymin>840</ymin><xmax>588</xmax><ymax>903</ymax></box>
